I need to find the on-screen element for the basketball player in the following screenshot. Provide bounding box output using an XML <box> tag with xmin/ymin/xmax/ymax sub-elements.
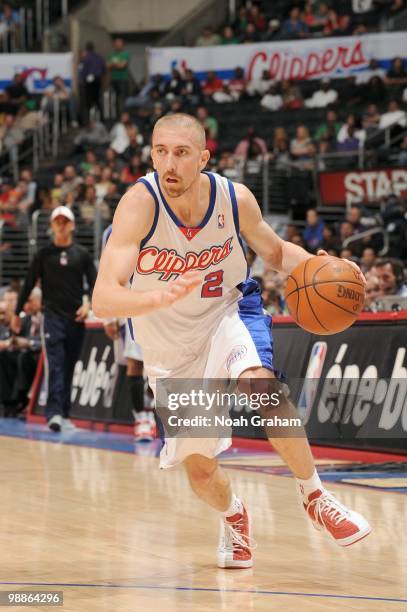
<box><xmin>93</xmin><ymin>113</ymin><xmax>371</xmax><ymax>569</ymax></box>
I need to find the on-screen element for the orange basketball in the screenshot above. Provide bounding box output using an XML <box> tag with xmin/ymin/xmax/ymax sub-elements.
<box><xmin>285</xmin><ymin>256</ymin><xmax>365</xmax><ymax>335</ymax></box>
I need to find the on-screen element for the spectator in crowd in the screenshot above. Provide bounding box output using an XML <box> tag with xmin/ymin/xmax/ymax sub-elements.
<box><xmin>302</xmin><ymin>1</ymin><xmax>316</xmax><ymax>29</ymax></box>
<box><xmin>341</xmin><ymin>76</ymin><xmax>363</xmax><ymax>107</ymax></box>
<box><xmin>323</xmin><ymin>9</ymin><xmax>352</xmax><ymax>36</ymax></box>
<box><xmin>221</xmin><ymin>25</ymin><xmax>239</xmax><ymax>44</ymax></box>
<box><xmin>247</xmin><ymin>2</ymin><xmax>267</xmax><ymax>31</ymax></box>
<box><xmin>196</xmin><ymin>106</ymin><xmax>218</xmax><ymax>139</ymax></box>
<box><xmin>11</xmin><ymin>206</ymin><xmax>97</xmax><ymax>432</ymax></box>
<box><xmin>364</xmin><ymin>272</ymin><xmax>381</xmax><ymax>311</ymax></box>
<box><xmin>303</xmin><ymin>209</ymin><xmax>325</xmax><ymax>253</ymax></box>
<box><xmin>362</xmin><ymin>75</ymin><xmax>387</xmax><ymax>105</ymax></box>
<box><xmin>273</xmin><ymin>137</ymin><xmax>292</xmax><ymax>169</ymax></box>
<box><xmin>385</xmin><ymin>56</ymin><xmax>407</xmax><ymax>86</ymax></box>
<box><xmin>15</xmin><ymin>101</ymin><xmax>46</xmax><ymax>133</ymax></box>
<box><xmin>312</xmin><ymin>1</ymin><xmax>330</xmax><ymax>31</ymax></box>
<box><xmin>314</xmin><ymin>110</ymin><xmax>341</xmax><ymax>142</ymax></box>
<box><xmin>120</xmin><ymin>154</ymin><xmax>144</xmax><ymax>185</ymax></box>
<box><xmin>374</xmin><ymin>258</ymin><xmax>407</xmax><ymax>296</ymax></box>
<box><xmin>379</xmin><ymin>100</ymin><xmax>407</xmax><ymax>130</ymax></box>
<box><xmin>0</xmin><ymin>114</ymin><xmax>24</xmax><ymax>154</ymax></box>
<box><xmin>235</xmin><ymin>127</ymin><xmax>268</xmax><ymax>159</ymax></box>
<box><xmin>96</xmin><ymin>167</ymin><xmax>115</xmax><ymax>202</ymax></box>
<box><xmin>282</xmin><ymin>7</ymin><xmax>308</xmax><ymax>38</ymax></box>
<box><xmin>0</xmin><ymin>2</ymin><xmax>19</xmax><ymax>36</ymax></box>
<box><xmin>41</xmin><ymin>75</ymin><xmax>79</xmax><ymax>127</ymax></box>
<box><xmin>73</xmin><ymin>120</ymin><xmax>110</xmax><ymax>150</ymax></box>
<box><xmin>79</xmin><ymin>185</ymin><xmax>110</xmax><ymax>225</ymax></box>
<box><xmin>216</xmin><ymin>151</ymin><xmax>240</xmax><ymax>180</ymax></box>
<box><xmin>81</xmin><ymin>42</ymin><xmax>106</xmax><ymax>120</ymax></box>
<box><xmin>261</xmin><ymin>19</ymin><xmax>283</xmax><ymax>41</ymax></box>
<box><xmin>290</xmin><ymin>125</ymin><xmax>315</xmax><ymax>169</ymax></box>
<box><xmin>228</xmin><ymin>67</ymin><xmax>246</xmax><ymax>99</ymax></box>
<box><xmin>398</xmin><ymin>135</ymin><xmax>407</xmax><ymax>165</ymax></box>
<box><xmin>281</xmin><ymin>79</ymin><xmax>303</xmax><ymax>110</ymax></box>
<box><xmin>247</xmin><ymin>69</ymin><xmax>274</xmax><ymax>97</ymax></box>
<box><xmin>125</xmin><ymin>73</ymin><xmax>166</xmax><ymax>109</ymax></box>
<box><xmin>233</xmin><ymin>5</ymin><xmax>248</xmax><ymax>34</ymax></box>
<box><xmin>107</xmin><ymin>38</ymin><xmax>130</xmax><ymax>116</ymax></box>
<box><xmin>320</xmin><ymin>224</ymin><xmax>341</xmax><ymax>253</ymax></box>
<box><xmin>195</xmin><ymin>26</ymin><xmax>221</xmax><ymax>46</ymax></box>
<box><xmin>79</xmin><ymin>149</ymin><xmax>98</xmax><ymax>175</ymax></box>
<box><xmin>305</xmin><ymin>78</ymin><xmax>338</xmax><ymax>108</ymax></box>
<box><xmin>109</xmin><ymin>111</ymin><xmax>133</xmax><ymax>155</ymax></box>
<box><xmin>260</xmin><ymin>83</ymin><xmax>283</xmax><ymax>111</ymax></box>
<box><xmin>336</xmin><ymin>125</ymin><xmax>361</xmax><ymax>152</ymax></box>
<box><xmin>123</xmin><ymin>125</ymin><xmax>144</xmax><ymax>161</ymax></box>
<box><xmin>213</xmin><ymin>82</ymin><xmax>235</xmax><ymax>103</ymax></box>
<box><xmin>0</xmin><ymin>286</ymin><xmax>42</xmax><ymax>417</ymax></box>
<box><xmin>362</xmin><ymin>103</ymin><xmax>381</xmax><ymax>131</ymax></box>
<box><xmin>346</xmin><ymin>206</ymin><xmax>366</xmax><ymax>233</ymax></box>
<box><xmin>61</xmin><ymin>165</ymin><xmax>83</xmax><ymax>198</ymax></box>
<box><xmin>240</xmin><ymin>22</ymin><xmax>260</xmax><ymax>43</ymax></box>
<box><xmin>181</xmin><ymin>69</ymin><xmax>202</xmax><ymax>105</ymax></box>
<box><xmin>5</xmin><ymin>73</ymin><xmax>29</xmax><ymax>112</ymax></box>
<box><xmin>332</xmin><ymin>13</ymin><xmax>353</xmax><ymax>36</ymax></box>
<box><xmin>202</xmin><ymin>71</ymin><xmax>223</xmax><ymax>97</ymax></box>
<box><xmin>355</xmin><ymin>58</ymin><xmax>386</xmax><ymax>84</ymax></box>
<box><xmin>337</xmin><ymin>113</ymin><xmax>366</xmax><ymax>143</ymax></box>
<box><xmin>164</xmin><ymin>68</ymin><xmax>184</xmax><ymax>100</ymax></box>
<box><xmin>360</xmin><ymin>247</ymin><xmax>377</xmax><ymax>272</ymax></box>
<box><xmin>204</xmin><ymin>127</ymin><xmax>218</xmax><ymax>156</ymax></box>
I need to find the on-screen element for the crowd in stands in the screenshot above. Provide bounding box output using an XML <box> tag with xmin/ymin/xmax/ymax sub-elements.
<box><xmin>1</xmin><ymin>19</ymin><xmax>407</xmax><ymax>325</ymax></box>
<box><xmin>0</xmin><ymin>283</ymin><xmax>41</xmax><ymax>416</ymax></box>
<box><xmin>194</xmin><ymin>0</ymin><xmax>405</xmax><ymax>46</ymax></box>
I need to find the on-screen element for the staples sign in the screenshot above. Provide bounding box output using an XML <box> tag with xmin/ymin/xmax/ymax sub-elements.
<box><xmin>319</xmin><ymin>169</ymin><xmax>407</xmax><ymax>206</ymax></box>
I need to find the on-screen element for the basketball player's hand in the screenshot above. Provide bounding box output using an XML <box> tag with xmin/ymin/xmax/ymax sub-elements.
<box><xmin>152</xmin><ymin>271</ymin><xmax>201</xmax><ymax>309</ymax></box>
<box><xmin>316</xmin><ymin>249</ymin><xmax>366</xmax><ymax>286</ymax></box>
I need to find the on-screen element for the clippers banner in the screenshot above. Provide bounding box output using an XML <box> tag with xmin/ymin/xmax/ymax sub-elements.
<box><xmin>148</xmin><ymin>32</ymin><xmax>407</xmax><ymax>82</ymax></box>
<box><xmin>0</xmin><ymin>53</ymin><xmax>73</xmax><ymax>92</ymax></box>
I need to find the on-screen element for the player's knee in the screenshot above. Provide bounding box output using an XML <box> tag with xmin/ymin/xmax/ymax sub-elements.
<box><xmin>127</xmin><ymin>358</ymin><xmax>143</xmax><ymax>376</ymax></box>
<box><xmin>184</xmin><ymin>454</ymin><xmax>217</xmax><ymax>486</ymax></box>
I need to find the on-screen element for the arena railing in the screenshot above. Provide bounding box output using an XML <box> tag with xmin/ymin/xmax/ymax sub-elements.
<box><xmin>343</xmin><ymin>227</ymin><xmax>389</xmax><ymax>256</ymax></box>
<box><xmin>0</xmin><ymin>1</ymin><xmax>72</xmax><ymax>53</ymax></box>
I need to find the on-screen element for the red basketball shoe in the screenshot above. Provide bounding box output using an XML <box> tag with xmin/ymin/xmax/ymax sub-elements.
<box><xmin>304</xmin><ymin>489</ymin><xmax>372</xmax><ymax>547</ymax></box>
<box><xmin>217</xmin><ymin>506</ymin><xmax>255</xmax><ymax>568</ymax></box>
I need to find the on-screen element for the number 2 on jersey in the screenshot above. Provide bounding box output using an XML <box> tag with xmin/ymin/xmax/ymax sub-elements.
<box><xmin>201</xmin><ymin>270</ymin><xmax>224</xmax><ymax>298</ymax></box>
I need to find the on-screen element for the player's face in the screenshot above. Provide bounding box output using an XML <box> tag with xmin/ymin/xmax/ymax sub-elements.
<box><xmin>151</xmin><ymin>127</ymin><xmax>209</xmax><ymax>198</ymax></box>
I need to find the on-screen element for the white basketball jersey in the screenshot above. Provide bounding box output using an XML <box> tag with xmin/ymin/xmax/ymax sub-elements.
<box><xmin>130</xmin><ymin>171</ymin><xmax>248</xmax><ymax>368</ymax></box>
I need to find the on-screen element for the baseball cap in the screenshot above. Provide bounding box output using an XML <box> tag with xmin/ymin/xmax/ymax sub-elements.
<box><xmin>50</xmin><ymin>206</ymin><xmax>75</xmax><ymax>222</ymax></box>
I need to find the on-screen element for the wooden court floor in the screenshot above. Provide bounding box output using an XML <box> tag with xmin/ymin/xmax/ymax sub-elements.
<box><xmin>0</xmin><ymin>434</ymin><xmax>406</xmax><ymax>611</ymax></box>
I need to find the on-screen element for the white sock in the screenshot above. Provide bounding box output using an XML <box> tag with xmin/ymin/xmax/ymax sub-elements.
<box><xmin>222</xmin><ymin>493</ymin><xmax>244</xmax><ymax>517</ymax></box>
<box><xmin>296</xmin><ymin>469</ymin><xmax>323</xmax><ymax>501</ymax></box>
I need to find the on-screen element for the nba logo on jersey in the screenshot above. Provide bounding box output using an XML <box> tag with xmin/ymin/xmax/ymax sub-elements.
<box><xmin>217</xmin><ymin>214</ymin><xmax>225</xmax><ymax>229</ymax></box>
<box><xmin>297</xmin><ymin>342</ymin><xmax>327</xmax><ymax>424</ymax></box>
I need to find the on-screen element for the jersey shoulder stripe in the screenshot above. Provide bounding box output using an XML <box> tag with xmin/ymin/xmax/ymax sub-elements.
<box><xmin>135</xmin><ymin>177</ymin><xmax>160</xmax><ymax>249</ymax></box>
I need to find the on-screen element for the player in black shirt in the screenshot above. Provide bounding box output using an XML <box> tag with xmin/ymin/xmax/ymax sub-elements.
<box><xmin>11</xmin><ymin>206</ymin><xmax>97</xmax><ymax>432</ymax></box>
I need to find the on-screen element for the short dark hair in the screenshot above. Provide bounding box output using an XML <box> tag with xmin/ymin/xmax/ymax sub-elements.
<box><xmin>375</xmin><ymin>258</ymin><xmax>405</xmax><ymax>286</ymax></box>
